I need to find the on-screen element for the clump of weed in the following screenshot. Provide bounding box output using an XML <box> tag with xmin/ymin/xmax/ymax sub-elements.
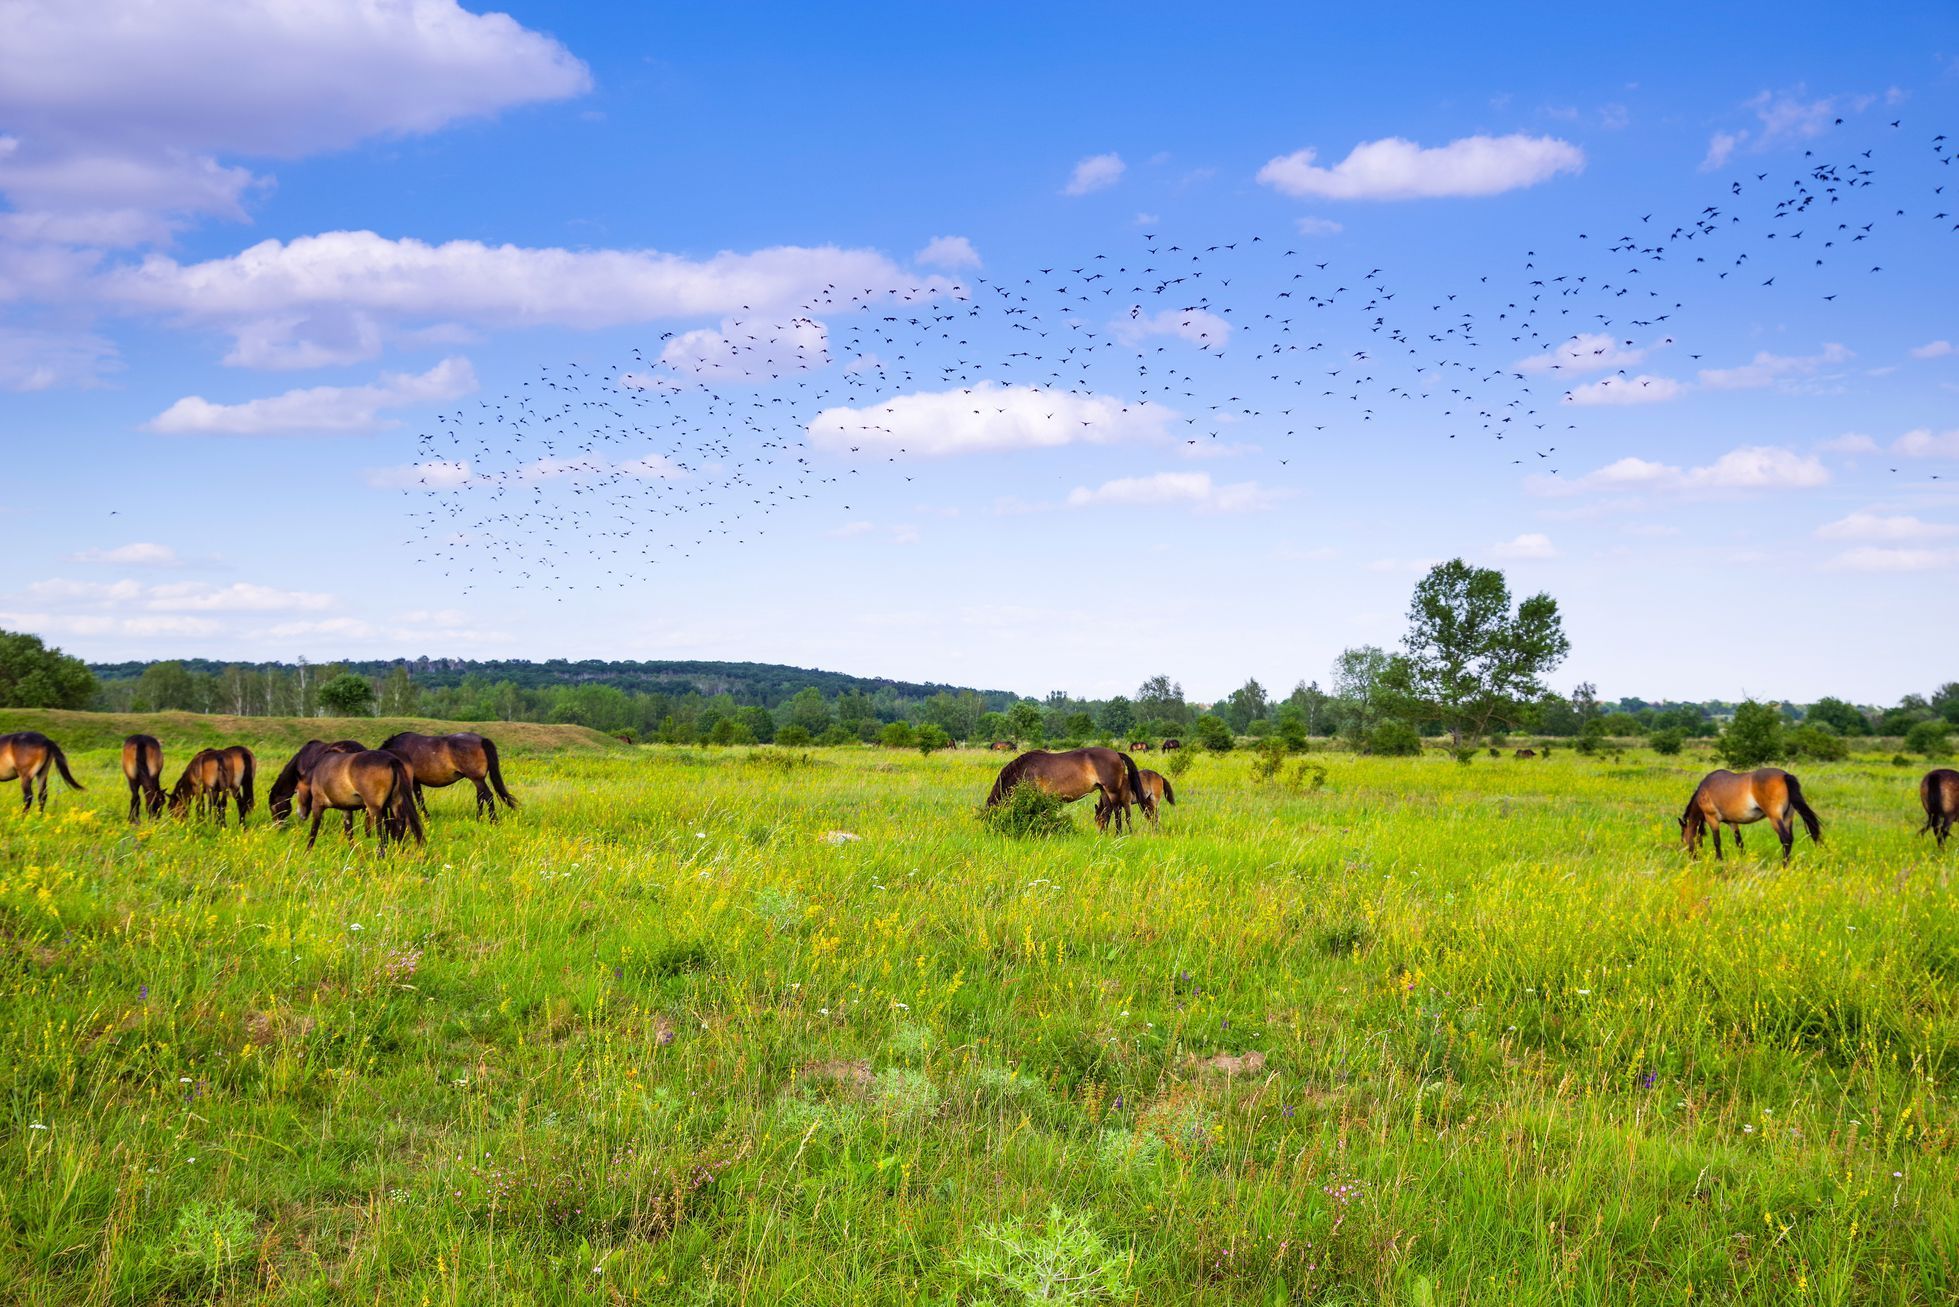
<box><xmin>1164</xmin><ymin>747</ymin><xmax>1195</xmax><ymax>778</ymax></box>
<box><xmin>873</xmin><ymin>1067</ymin><xmax>941</xmax><ymax>1122</ymax></box>
<box><xmin>1292</xmin><ymin>760</ymin><xmax>1328</xmax><ymax>793</ymax></box>
<box><xmin>754</xmin><ymin>886</ymin><xmax>805</xmax><ymax>935</ymax></box>
<box><xmin>954</xmin><ymin>1204</ymin><xmax>1129</xmax><ymax>1304</ymax></box>
<box><xmin>744</xmin><ymin>748</ymin><xmax>818</xmax><ymax>772</ymax></box>
<box><xmin>979</xmin><ymin>782</ymin><xmax>1073</xmax><ymax>838</ymax></box>
<box><xmin>1094</xmin><ymin>1127</ymin><xmax>1166</xmax><ymax>1175</ymax></box>
<box><xmin>167</xmin><ymin>1200</ymin><xmax>255</xmax><ymax>1292</ymax></box>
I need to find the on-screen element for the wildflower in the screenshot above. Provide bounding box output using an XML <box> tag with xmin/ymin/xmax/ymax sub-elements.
<box><xmin>29</xmin><ymin>1123</ymin><xmax>47</xmax><ymax>1131</ymax></box>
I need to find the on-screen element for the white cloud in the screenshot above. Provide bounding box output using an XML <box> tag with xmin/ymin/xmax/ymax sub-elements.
<box><xmin>659</xmin><ymin>316</ymin><xmax>828</xmax><ymax>380</ymax></box>
<box><xmin>1893</xmin><ymin>427</ymin><xmax>1959</xmax><ymax>458</ymax></box>
<box><xmin>1063</xmin><ymin>152</ymin><xmax>1125</xmax><ymax>196</ymax></box>
<box><xmin>1700</xmin><ymin>131</ymin><xmax>1745</xmax><ymax>172</ymax></box>
<box><xmin>1825</xmin><ymin>547</ymin><xmax>1959</xmax><ymax>573</ymax></box>
<box><xmin>146</xmin><ymin>356</ymin><xmax>475</xmax><ymax>435</ymax></box>
<box><xmin>1818</xmin><ymin>432</ymin><xmax>1880</xmax><ymax>454</ymax></box>
<box><xmin>914</xmin><ymin>235</ymin><xmax>981</xmax><ymax>269</ymax></box>
<box><xmin>1256</xmin><ymin>134</ymin><xmax>1583</xmax><ymax>200</ymax></box>
<box><xmin>27</xmin><ymin>576</ymin><xmax>332</xmax><ymax>612</ymax></box>
<box><xmin>222</xmin><ymin>308</ymin><xmax>384</xmax><ymax>370</ymax></box>
<box><xmin>808</xmin><ymin>381</ymin><xmax>1175</xmax><ymax>457</ymax></box>
<box><xmin>1816</xmin><ymin>511</ymin><xmax>1959</xmax><ymax>542</ymax></box>
<box><xmin>1700</xmin><ymin>90</ymin><xmax>1871</xmax><ymax>172</ymax></box>
<box><xmin>0</xmin><ymin>324</ymin><xmax>120</xmax><ymax>391</ymax></box>
<box><xmin>1492</xmin><ymin>532</ymin><xmax>1558</xmax><ymax>559</ymax></box>
<box><xmin>0</xmin><ymin>0</ymin><xmax>589</xmax><ymax>243</ymax></box>
<box><xmin>1111</xmin><ymin>307</ymin><xmax>1232</xmax><ymax>350</ymax></box>
<box><xmin>365</xmin><ymin>459</ymin><xmax>472</xmax><ymax>490</ymax></box>
<box><xmin>1063</xmin><ymin>471</ymin><xmax>1283</xmax><ymax>514</ymax></box>
<box><xmin>1910</xmin><ymin>339</ymin><xmax>1954</xmax><ymax>360</ymax></box>
<box><xmin>1563</xmin><ymin>374</ymin><xmax>1684</xmax><ymax>405</ymax></box>
<box><xmin>67</xmin><ymin>542</ymin><xmax>181</xmax><ymax>566</ymax></box>
<box><xmin>1697</xmin><ymin>343</ymin><xmax>1851</xmax><ymax>391</ymax></box>
<box><xmin>1518</xmin><ymin>332</ymin><xmax>1650</xmax><ymax>375</ymax></box>
<box><xmin>1531</xmin><ymin>445</ymin><xmax>1829</xmax><ymax>497</ymax></box>
<box><xmin>1294</xmin><ymin>216</ymin><xmax>1343</xmax><ymax>237</ymax></box>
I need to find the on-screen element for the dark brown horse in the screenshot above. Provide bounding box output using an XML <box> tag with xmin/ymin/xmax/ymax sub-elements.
<box><xmin>1128</xmin><ymin>741</ymin><xmax>1152</xmax><ymax>752</ymax></box>
<box><xmin>1514</xmin><ymin>748</ymin><xmax>1537</xmax><ymax>759</ymax></box>
<box><xmin>0</xmin><ymin>731</ymin><xmax>83</xmax><ymax>812</ymax></box>
<box><xmin>1137</xmin><ymin>767</ymin><xmax>1176</xmax><ymax>827</ymax></box>
<box><xmin>294</xmin><ymin>750</ymin><xmax>425</xmax><ymax>850</ymax></box>
<box><xmin>1920</xmin><ymin>768</ymin><xmax>1959</xmax><ymax>849</ymax></box>
<box><xmin>217</xmin><ymin>745</ymin><xmax>257</xmax><ymax>821</ymax></box>
<box><xmin>1161</xmin><ymin>738</ymin><xmax>1183</xmax><ymax>751</ymax></box>
<box><xmin>168</xmin><ymin>748</ymin><xmax>239</xmax><ymax>823</ymax></box>
<box><xmin>984</xmin><ymin>747</ymin><xmax>1143</xmax><ymax>833</ymax></box>
<box><xmin>267</xmin><ymin>739</ymin><xmax>366</xmax><ymax>822</ymax></box>
<box><xmin>379</xmin><ymin>731</ymin><xmax>516</xmax><ymax>820</ymax></box>
<box><xmin>122</xmin><ymin>734</ymin><xmax>164</xmax><ymax>821</ymax></box>
<box><xmin>1680</xmin><ymin>767</ymin><xmax>1821</xmax><ymax>863</ymax></box>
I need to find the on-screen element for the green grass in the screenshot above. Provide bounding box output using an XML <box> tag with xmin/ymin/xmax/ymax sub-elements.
<box><xmin>1</xmin><ymin>727</ymin><xmax>1954</xmax><ymax>1304</ymax></box>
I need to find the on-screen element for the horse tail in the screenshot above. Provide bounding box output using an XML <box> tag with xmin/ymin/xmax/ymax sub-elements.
<box><xmin>391</xmin><ymin>757</ymin><xmax>426</xmax><ymax>845</ymax></box>
<box><xmin>49</xmin><ymin>742</ymin><xmax>83</xmax><ymax>791</ymax></box>
<box><xmin>1161</xmin><ymin>775</ymin><xmax>1176</xmax><ymax>806</ymax></box>
<box><xmin>236</xmin><ymin>750</ymin><xmax>256</xmax><ymax>818</ymax></box>
<box><xmin>482</xmin><ymin>737</ymin><xmax>517</xmax><ymax>809</ymax></box>
<box><xmin>1786</xmin><ymin>774</ymin><xmax>1822</xmax><ymax>843</ymax></box>
<box><xmin>1120</xmin><ymin>751</ymin><xmax>1143</xmax><ymax>806</ymax></box>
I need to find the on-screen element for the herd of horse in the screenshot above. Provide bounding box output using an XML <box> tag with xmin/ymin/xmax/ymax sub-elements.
<box><xmin>6</xmin><ymin>729</ymin><xmax>1959</xmax><ymax>862</ymax></box>
<box><xmin>0</xmin><ymin>729</ymin><xmax>515</xmax><ymax>850</ymax></box>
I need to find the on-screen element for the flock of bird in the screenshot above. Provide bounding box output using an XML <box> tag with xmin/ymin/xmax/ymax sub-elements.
<box><xmin>404</xmin><ymin>119</ymin><xmax>1956</xmax><ymax>595</ymax></box>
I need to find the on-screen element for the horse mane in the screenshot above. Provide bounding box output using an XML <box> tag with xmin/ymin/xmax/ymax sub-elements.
<box><xmin>1679</xmin><ymin>786</ymin><xmax>1705</xmax><ymax>839</ymax></box>
<box><xmin>377</xmin><ymin>732</ymin><xmax>407</xmax><ymax>751</ymax></box>
<box><xmin>985</xmin><ymin>751</ymin><xmax>1043</xmax><ymax>805</ymax></box>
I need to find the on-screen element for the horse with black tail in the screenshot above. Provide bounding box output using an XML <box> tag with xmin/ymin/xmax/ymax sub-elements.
<box><xmin>1679</xmin><ymin>767</ymin><xmax>1822</xmax><ymax>863</ymax></box>
<box><xmin>294</xmin><ymin>749</ymin><xmax>426</xmax><ymax>851</ymax></box>
<box><xmin>1920</xmin><ymin>768</ymin><xmax>1959</xmax><ymax>849</ymax></box>
<box><xmin>984</xmin><ymin>746</ymin><xmax>1143</xmax><ymax>833</ymax></box>
<box><xmin>218</xmin><ymin>745</ymin><xmax>257</xmax><ymax>821</ymax></box>
<box><xmin>267</xmin><ymin>739</ymin><xmax>366</xmax><ymax>822</ymax></box>
<box><xmin>379</xmin><ymin>731</ymin><xmax>517</xmax><ymax>820</ymax></box>
<box><xmin>122</xmin><ymin>734</ymin><xmax>165</xmax><ymax>821</ymax></box>
<box><xmin>1137</xmin><ymin>768</ymin><xmax>1176</xmax><ymax>827</ymax></box>
<box><xmin>0</xmin><ymin>731</ymin><xmax>84</xmax><ymax>813</ymax></box>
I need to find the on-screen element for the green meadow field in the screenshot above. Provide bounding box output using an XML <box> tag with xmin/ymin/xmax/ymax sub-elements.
<box><xmin>1</xmin><ymin>712</ymin><xmax>1954</xmax><ymax>1304</ymax></box>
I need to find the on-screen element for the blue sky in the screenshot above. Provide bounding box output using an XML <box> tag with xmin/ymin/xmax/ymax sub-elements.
<box><xmin>3</xmin><ymin>1</ymin><xmax>1956</xmax><ymax>703</ymax></box>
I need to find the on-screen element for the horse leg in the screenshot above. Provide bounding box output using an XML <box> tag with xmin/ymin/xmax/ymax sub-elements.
<box><xmin>473</xmin><ymin>776</ymin><xmax>496</xmax><ymax>821</ymax></box>
<box><xmin>18</xmin><ymin>775</ymin><xmax>30</xmax><ymax>812</ymax></box>
<box><xmin>128</xmin><ymin>779</ymin><xmax>140</xmax><ymax>823</ymax></box>
<box><xmin>306</xmin><ymin>806</ymin><xmax>324</xmax><ymax>850</ymax></box>
<box><xmin>1776</xmin><ymin>817</ymin><xmax>1795</xmax><ymax>864</ymax></box>
<box><xmin>370</xmin><ymin>801</ymin><xmax>388</xmax><ymax>851</ymax></box>
<box><xmin>415</xmin><ymin>781</ymin><xmax>430</xmax><ymax>817</ymax></box>
<box><xmin>1711</xmin><ymin>825</ymin><xmax>1723</xmax><ymax>860</ymax></box>
<box><xmin>1730</xmin><ymin>824</ymin><xmax>1742</xmax><ymax>851</ymax></box>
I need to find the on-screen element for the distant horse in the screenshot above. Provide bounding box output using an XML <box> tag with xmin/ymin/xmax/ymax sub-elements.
<box><xmin>1514</xmin><ymin>748</ymin><xmax>1537</xmax><ymax>759</ymax></box>
<box><xmin>1137</xmin><ymin>767</ymin><xmax>1176</xmax><ymax>827</ymax></box>
<box><xmin>1920</xmin><ymin>768</ymin><xmax>1959</xmax><ymax>849</ymax></box>
<box><xmin>218</xmin><ymin>745</ymin><xmax>257</xmax><ymax>821</ymax></box>
<box><xmin>294</xmin><ymin>750</ymin><xmax>425</xmax><ymax>851</ymax></box>
<box><xmin>1161</xmin><ymin>738</ymin><xmax>1183</xmax><ymax>751</ymax></box>
<box><xmin>379</xmin><ymin>731</ymin><xmax>517</xmax><ymax>820</ymax></box>
<box><xmin>1128</xmin><ymin>741</ymin><xmax>1152</xmax><ymax>752</ymax></box>
<box><xmin>168</xmin><ymin>748</ymin><xmax>239</xmax><ymax>823</ymax></box>
<box><xmin>1679</xmin><ymin>767</ymin><xmax>1821</xmax><ymax>863</ymax></box>
<box><xmin>267</xmin><ymin>739</ymin><xmax>365</xmax><ymax>822</ymax></box>
<box><xmin>989</xmin><ymin>740</ymin><xmax>1014</xmax><ymax>751</ymax></box>
<box><xmin>984</xmin><ymin>747</ymin><xmax>1143</xmax><ymax>833</ymax></box>
<box><xmin>0</xmin><ymin>731</ymin><xmax>83</xmax><ymax>813</ymax></box>
<box><xmin>122</xmin><ymin>734</ymin><xmax>164</xmax><ymax>821</ymax></box>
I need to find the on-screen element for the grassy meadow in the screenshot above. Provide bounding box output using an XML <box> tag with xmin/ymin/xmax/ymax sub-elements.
<box><xmin>1</xmin><ymin>714</ymin><xmax>1955</xmax><ymax>1304</ymax></box>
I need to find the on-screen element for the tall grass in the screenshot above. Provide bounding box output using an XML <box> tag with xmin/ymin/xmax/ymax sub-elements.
<box><xmin>0</xmin><ymin>731</ymin><xmax>1953</xmax><ymax>1303</ymax></box>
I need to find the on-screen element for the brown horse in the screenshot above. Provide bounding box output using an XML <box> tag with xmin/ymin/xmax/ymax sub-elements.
<box><xmin>1679</xmin><ymin>767</ymin><xmax>1821</xmax><ymax>863</ymax></box>
<box><xmin>1161</xmin><ymin>738</ymin><xmax>1183</xmax><ymax>751</ymax></box>
<box><xmin>1128</xmin><ymin>741</ymin><xmax>1152</xmax><ymax>752</ymax></box>
<box><xmin>0</xmin><ymin>731</ymin><xmax>83</xmax><ymax>812</ymax></box>
<box><xmin>1514</xmin><ymin>748</ymin><xmax>1537</xmax><ymax>759</ymax></box>
<box><xmin>1137</xmin><ymin>768</ymin><xmax>1176</xmax><ymax>827</ymax></box>
<box><xmin>216</xmin><ymin>745</ymin><xmax>257</xmax><ymax>821</ymax></box>
<box><xmin>379</xmin><ymin>731</ymin><xmax>516</xmax><ymax>820</ymax></box>
<box><xmin>1920</xmin><ymin>768</ymin><xmax>1959</xmax><ymax>848</ymax></box>
<box><xmin>122</xmin><ymin>734</ymin><xmax>164</xmax><ymax>821</ymax></box>
<box><xmin>294</xmin><ymin>750</ymin><xmax>425</xmax><ymax>850</ymax></box>
<box><xmin>989</xmin><ymin>740</ymin><xmax>1014</xmax><ymax>751</ymax></box>
<box><xmin>984</xmin><ymin>747</ymin><xmax>1143</xmax><ymax>833</ymax></box>
<box><xmin>267</xmin><ymin>739</ymin><xmax>366</xmax><ymax>822</ymax></box>
<box><xmin>168</xmin><ymin>748</ymin><xmax>239</xmax><ymax>823</ymax></box>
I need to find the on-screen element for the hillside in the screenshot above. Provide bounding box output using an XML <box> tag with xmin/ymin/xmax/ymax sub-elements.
<box><xmin>0</xmin><ymin>708</ymin><xmax>627</xmax><ymax>758</ymax></box>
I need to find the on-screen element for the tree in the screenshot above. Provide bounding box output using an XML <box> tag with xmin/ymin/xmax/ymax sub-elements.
<box><xmin>1273</xmin><ymin>704</ymin><xmax>1310</xmax><ymax>752</ymax></box>
<box><xmin>1934</xmin><ymin>683</ymin><xmax>1959</xmax><ymax>725</ymax></box>
<box><xmin>1098</xmin><ymin>696</ymin><xmax>1135</xmax><ymax>738</ymax></box>
<box><xmin>1332</xmin><ymin>645</ymin><xmax>1397</xmax><ymax>750</ymax></box>
<box><xmin>1906</xmin><ymin>719</ymin><xmax>1951</xmax><ymax>759</ymax></box>
<box><xmin>976</xmin><ymin>711</ymin><xmax>1011</xmax><ymax>743</ymax></box>
<box><xmin>1717</xmin><ymin>700</ymin><xmax>1784</xmax><ymax>769</ymax></box>
<box><xmin>1806</xmin><ymin>697</ymin><xmax>1871</xmax><ymax>736</ymax></box>
<box><xmin>0</xmin><ymin>631</ymin><xmax>96</xmax><ymax>709</ymax></box>
<box><xmin>1399</xmin><ymin>560</ymin><xmax>1571</xmax><ymax>751</ymax></box>
<box><xmin>782</xmin><ymin>687</ymin><xmax>833</xmax><ymax>736</ymax></box>
<box><xmin>1135</xmin><ymin>675</ymin><xmax>1189</xmax><ymax>726</ymax></box>
<box><xmin>776</xmin><ymin>724</ymin><xmax>814</xmax><ymax>747</ymax></box>
<box><xmin>319</xmin><ymin>673</ymin><xmax>376</xmax><ymax>717</ymax></box>
<box><xmin>1650</xmin><ymin>728</ymin><xmax>1685</xmax><ymax>756</ymax></box>
<box><xmin>1367</xmin><ymin>720</ymin><xmax>1422</xmax><ymax>756</ymax></box>
<box><xmin>1006</xmin><ymin>701</ymin><xmax>1044</xmax><ymax>746</ymax></box>
<box><xmin>915</xmin><ymin>723</ymin><xmax>952</xmax><ymax>755</ymax></box>
<box><xmin>1788</xmin><ymin>723</ymin><xmax>1849</xmax><ymax>761</ymax></box>
<box><xmin>133</xmin><ymin>660</ymin><xmax>201</xmax><ymax>712</ymax></box>
<box><xmin>1191</xmin><ymin>714</ymin><xmax>1234</xmax><ymax>751</ymax></box>
<box><xmin>1221</xmin><ymin>678</ymin><xmax>1270</xmax><ymax>733</ymax></box>
<box><xmin>1285</xmin><ymin>680</ymin><xmax>1331</xmax><ymax>735</ymax></box>
<box><xmin>880</xmin><ymin>721</ymin><xmax>917</xmax><ymax>748</ymax></box>
<box><xmin>1062</xmin><ymin>711</ymin><xmax>1095</xmax><ymax>740</ymax></box>
<box><xmin>1571</xmin><ymin>681</ymin><xmax>1599</xmax><ymax>724</ymax></box>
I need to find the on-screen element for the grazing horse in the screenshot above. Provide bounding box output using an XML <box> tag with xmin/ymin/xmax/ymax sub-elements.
<box><xmin>379</xmin><ymin>731</ymin><xmax>517</xmax><ymax>820</ymax></box>
<box><xmin>1514</xmin><ymin>748</ymin><xmax>1537</xmax><ymax>759</ymax></box>
<box><xmin>0</xmin><ymin>731</ymin><xmax>83</xmax><ymax>812</ymax></box>
<box><xmin>294</xmin><ymin>750</ymin><xmax>425</xmax><ymax>851</ymax></box>
<box><xmin>267</xmin><ymin>739</ymin><xmax>366</xmax><ymax>822</ymax></box>
<box><xmin>1920</xmin><ymin>768</ymin><xmax>1959</xmax><ymax>849</ymax></box>
<box><xmin>122</xmin><ymin>734</ymin><xmax>165</xmax><ymax>821</ymax></box>
<box><xmin>217</xmin><ymin>745</ymin><xmax>257</xmax><ymax>821</ymax></box>
<box><xmin>984</xmin><ymin>747</ymin><xmax>1143</xmax><ymax>833</ymax></box>
<box><xmin>1161</xmin><ymin>738</ymin><xmax>1183</xmax><ymax>752</ymax></box>
<box><xmin>1129</xmin><ymin>741</ymin><xmax>1152</xmax><ymax>752</ymax></box>
<box><xmin>1137</xmin><ymin>767</ymin><xmax>1176</xmax><ymax>827</ymax></box>
<box><xmin>1679</xmin><ymin>767</ymin><xmax>1822</xmax><ymax>863</ymax></box>
<box><xmin>989</xmin><ymin>740</ymin><xmax>1014</xmax><ymax>751</ymax></box>
<box><xmin>168</xmin><ymin>748</ymin><xmax>239</xmax><ymax>823</ymax></box>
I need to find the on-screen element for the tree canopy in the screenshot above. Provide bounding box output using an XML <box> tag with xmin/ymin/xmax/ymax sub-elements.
<box><xmin>0</xmin><ymin>630</ymin><xmax>96</xmax><ymax>709</ymax></box>
<box><xmin>1399</xmin><ymin>559</ymin><xmax>1570</xmax><ymax>749</ymax></box>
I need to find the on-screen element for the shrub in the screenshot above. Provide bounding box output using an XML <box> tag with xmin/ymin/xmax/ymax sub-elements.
<box><xmin>979</xmin><ymin>781</ymin><xmax>1073</xmax><ymax>838</ymax></box>
<box><xmin>1649</xmin><ymin>728</ymin><xmax>1685</xmax><ymax>756</ymax></box>
<box><xmin>955</xmin><ymin>1205</ymin><xmax>1128</xmax><ymax>1304</ymax></box>
<box><xmin>1906</xmin><ymin>719</ymin><xmax>1952</xmax><ymax>759</ymax></box>
<box><xmin>1788</xmin><ymin>723</ymin><xmax>1848</xmax><ymax>761</ymax></box>
<box><xmin>916</xmin><ymin>724</ymin><xmax>952</xmax><ymax>756</ymax></box>
<box><xmin>1164</xmin><ymin>746</ymin><xmax>1195</xmax><ymax>778</ymax></box>
<box><xmin>1250</xmin><ymin>736</ymin><xmax>1287</xmax><ymax>781</ymax></box>
<box><xmin>880</xmin><ymin>721</ymin><xmax>917</xmax><ymax>748</ymax></box>
<box><xmin>776</xmin><ymin>724</ymin><xmax>814</xmax><ymax>748</ymax></box>
<box><xmin>818</xmin><ymin>724</ymin><xmax>856</xmax><ymax>747</ymax></box>
<box><xmin>1192</xmin><ymin>714</ymin><xmax>1235</xmax><ymax>752</ymax></box>
<box><xmin>1717</xmin><ymin>700</ymin><xmax>1785</xmax><ymax>770</ymax></box>
<box><xmin>1574</xmin><ymin>718</ymin><xmax>1609</xmax><ymax>756</ymax></box>
<box><xmin>1366</xmin><ymin>720</ymin><xmax>1422</xmax><ymax>756</ymax></box>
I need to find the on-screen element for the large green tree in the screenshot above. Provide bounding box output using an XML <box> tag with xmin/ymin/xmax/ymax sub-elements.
<box><xmin>1331</xmin><ymin>645</ymin><xmax>1399</xmax><ymax>750</ymax></box>
<box><xmin>1399</xmin><ymin>559</ymin><xmax>1570</xmax><ymax>750</ymax></box>
<box><xmin>0</xmin><ymin>630</ymin><xmax>96</xmax><ymax>708</ymax></box>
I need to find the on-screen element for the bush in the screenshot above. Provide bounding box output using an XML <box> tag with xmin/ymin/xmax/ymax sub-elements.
<box><xmin>1191</xmin><ymin>714</ymin><xmax>1234</xmax><ymax>752</ymax></box>
<box><xmin>1906</xmin><ymin>719</ymin><xmax>1952</xmax><ymax>759</ymax></box>
<box><xmin>1574</xmin><ymin>718</ymin><xmax>1609</xmax><ymax>756</ymax></box>
<box><xmin>1716</xmin><ymin>700</ymin><xmax>1784</xmax><ymax>770</ymax></box>
<box><xmin>1164</xmin><ymin>745</ymin><xmax>1195</xmax><ymax>778</ymax></box>
<box><xmin>1366</xmin><ymin>720</ymin><xmax>1422</xmax><ymax>756</ymax></box>
<box><xmin>979</xmin><ymin>781</ymin><xmax>1073</xmax><ymax>838</ymax></box>
<box><xmin>818</xmin><ymin>725</ymin><xmax>856</xmax><ymax>747</ymax></box>
<box><xmin>1649</xmin><ymin>728</ymin><xmax>1685</xmax><ymax>756</ymax></box>
<box><xmin>1788</xmin><ymin>723</ymin><xmax>1848</xmax><ymax>761</ymax></box>
<box><xmin>880</xmin><ymin>721</ymin><xmax>917</xmax><ymax>748</ymax></box>
<box><xmin>776</xmin><ymin>724</ymin><xmax>814</xmax><ymax>748</ymax></box>
<box><xmin>1249</xmin><ymin>736</ymin><xmax>1287</xmax><ymax>781</ymax></box>
<box><xmin>915</xmin><ymin>724</ymin><xmax>952</xmax><ymax>756</ymax></box>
